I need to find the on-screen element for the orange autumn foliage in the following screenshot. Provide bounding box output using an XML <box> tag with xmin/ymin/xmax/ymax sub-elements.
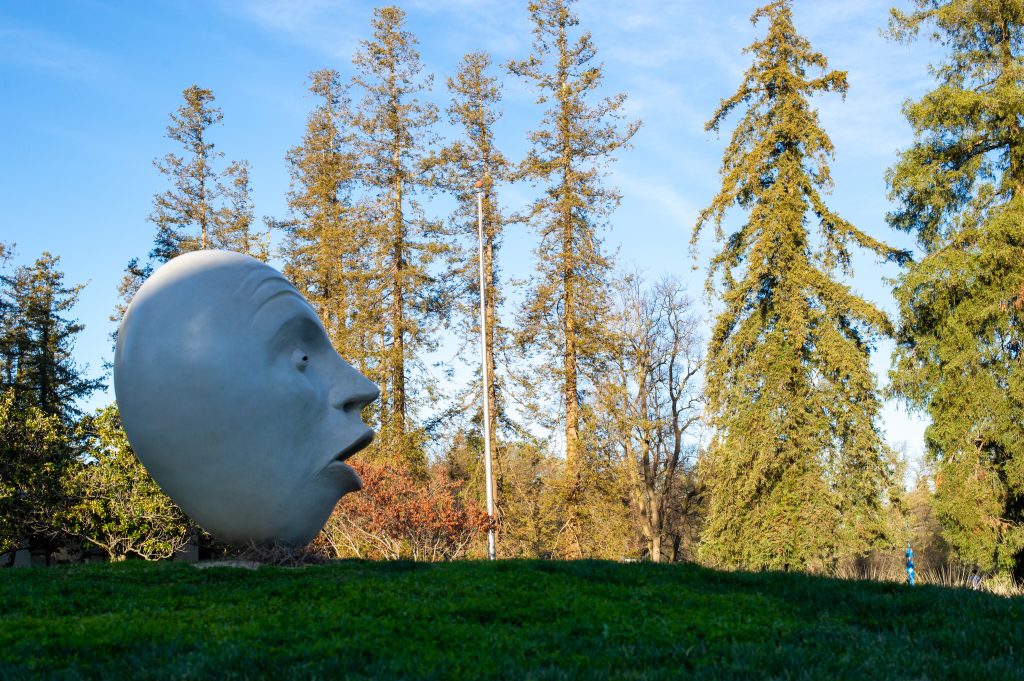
<box><xmin>319</xmin><ymin>459</ymin><xmax>492</xmax><ymax>561</ymax></box>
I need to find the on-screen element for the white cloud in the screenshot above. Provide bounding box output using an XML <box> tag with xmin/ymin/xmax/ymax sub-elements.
<box><xmin>617</xmin><ymin>173</ymin><xmax>699</xmax><ymax>228</ymax></box>
<box><xmin>0</xmin><ymin>24</ymin><xmax>104</xmax><ymax>78</ymax></box>
<box><xmin>214</xmin><ymin>0</ymin><xmax>365</xmax><ymax>59</ymax></box>
<box><xmin>217</xmin><ymin>0</ymin><xmax>531</xmax><ymax>63</ymax></box>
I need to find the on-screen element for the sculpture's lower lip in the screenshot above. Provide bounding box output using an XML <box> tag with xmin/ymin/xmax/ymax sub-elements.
<box><xmin>322</xmin><ymin>460</ymin><xmax>362</xmax><ymax>493</ymax></box>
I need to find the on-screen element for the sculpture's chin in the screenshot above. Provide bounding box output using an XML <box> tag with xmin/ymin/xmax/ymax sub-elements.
<box><xmin>214</xmin><ymin>464</ymin><xmax>361</xmax><ymax>547</ymax></box>
<box><xmin>323</xmin><ymin>460</ymin><xmax>363</xmax><ymax>495</ymax></box>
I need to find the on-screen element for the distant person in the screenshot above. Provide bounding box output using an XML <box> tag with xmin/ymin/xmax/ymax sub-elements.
<box><xmin>905</xmin><ymin>546</ymin><xmax>915</xmax><ymax>586</ymax></box>
<box><xmin>969</xmin><ymin>568</ymin><xmax>982</xmax><ymax>591</ymax></box>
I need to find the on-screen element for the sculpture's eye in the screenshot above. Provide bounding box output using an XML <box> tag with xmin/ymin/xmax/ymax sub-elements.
<box><xmin>292</xmin><ymin>349</ymin><xmax>309</xmax><ymax>371</ymax></box>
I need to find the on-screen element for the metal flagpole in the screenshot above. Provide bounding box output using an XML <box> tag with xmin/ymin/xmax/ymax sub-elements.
<box><xmin>476</xmin><ymin>179</ymin><xmax>496</xmax><ymax>560</ymax></box>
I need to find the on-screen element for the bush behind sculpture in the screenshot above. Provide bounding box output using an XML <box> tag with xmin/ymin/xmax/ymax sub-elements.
<box><xmin>0</xmin><ymin>390</ymin><xmax>65</xmax><ymax>559</ymax></box>
<box><xmin>319</xmin><ymin>459</ymin><xmax>491</xmax><ymax>561</ymax></box>
<box><xmin>60</xmin><ymin>406</ymin><xmax>190</xmax><ymax>560</ymax></box>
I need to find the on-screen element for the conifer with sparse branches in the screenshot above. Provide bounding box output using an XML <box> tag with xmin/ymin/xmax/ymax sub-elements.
<box><xmin>508</xmin><ymin>0</ymin><xmax>639</xmax><ymax>557</ymax></box>
<box><xmin>0</xmin><ymin>252</ymin><xmax>101</xmax><ymax>562</ymax></box>
<box><xmin>0</xmin><ymin>253</ymin><xmax>102</xmax><ymax>424</ymax></box>
<box><xmin>349</xmin><ymin>6</ymin><xmax>446</xmax><ymax>462</ymax></box>
<box><xmin>435</xmin><ymin>51</ymin><xmax>515</xmax><ymax>505</ymax></box>
<box><xmin>149</xmin><ymin>85</ymin><xmax>261</xmax><ymax>259</ymax></box>
<box><xmin>281</xmin><ymin>69</ymin><xmax>375</xmax><ymax>385</ymax></box>
<box><xmin>117</xmin><ymin>85</ymin><xmax>266</xmax><ymax>320</ymax></box>
<box><xmin>693</xmin><ymin>0</ymin><xmax>908</xmax><ymax>570</ymax></box>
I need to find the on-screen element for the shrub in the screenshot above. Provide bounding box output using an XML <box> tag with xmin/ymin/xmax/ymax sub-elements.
<box><xmin>320</xmin><ymin>460</ymin><xmax>491</xmax><ymax>561</ymax></box>
<box><xmin>60</xmin><ymin>406</ymin><xmax>190</xmax><ymax>560</ymax></box>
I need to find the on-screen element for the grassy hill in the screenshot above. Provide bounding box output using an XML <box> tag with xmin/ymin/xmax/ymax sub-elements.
<box><xmin>2</xmin><ymin>560</ymin><xmax>1021</xmax><ymax>679</ymax></box>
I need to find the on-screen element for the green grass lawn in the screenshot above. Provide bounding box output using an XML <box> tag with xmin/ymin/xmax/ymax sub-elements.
<box><xmin>2</xmin><ymin>559</ymin><xmax>1021</xmax><ymax>680</ymax></box>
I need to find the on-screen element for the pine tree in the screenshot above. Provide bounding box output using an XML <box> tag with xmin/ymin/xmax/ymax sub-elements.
<box><xmin>693</xmin><ymin>0</ymin><xmax>907</xmax><ymax>570</ymax></box>
<box><xmin>150</xmin><ymin>85</ymin><xmax>222</xmax><ymax>259</ymax></box>
<box><xmin>349</xmin><ymin>6</ymin><xmax>444</xmax><ymax>460</ymax></box>
<box><xmin>0</xmin><ymin>253</ymin><xmax>102</xmax><ymax>424</ymax></box>
<box><xmin>118</xmin><ymin>85</ymin><xmax>265</xmax><ymax>318</ymax></box>
<box><xmin>435</xmin><ymin>51</ymin><xmax>515</xmax><ymax>511</ymax></box>
<box><xmin>218</xmin><ymin>160</ymin><xmax>268</xmax><ymax>260</ymax></box>
<box><xmin>0</xmin><ymin>245</ymin><xmax>18</xmax><ymax>393</ymax></box>
<box><xmin>281</xmin><ymin>69</ymin><xmax>375</xmax><ymax>381</ymax></box>
<box><xmin>887</xmin><ymin>1</ymin><xmax>1024</xmax><ymax>576</ymax></box>
<box><xmin>508</xmin><ymin>0</ymin><xmax>639</xmax><ymax>556</ymax></box>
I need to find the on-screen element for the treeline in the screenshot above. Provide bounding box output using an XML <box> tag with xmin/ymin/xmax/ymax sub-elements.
<box><xmin>2</xmin><ymin>0</ymin><xmax>1023</xmax><ymax>582</ymax></box>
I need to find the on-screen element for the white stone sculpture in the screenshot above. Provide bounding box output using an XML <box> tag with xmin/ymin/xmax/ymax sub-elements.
<box><xmin>114</xmin><ymin>250</ymin><xmax>379</xmax><ymax>546</ymax></box>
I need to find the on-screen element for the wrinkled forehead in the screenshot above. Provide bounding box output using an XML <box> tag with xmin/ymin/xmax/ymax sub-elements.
<box><xmin>152</xmin><ymin>253</ymin><xmax>313</xmax><ymax>324</ymax></box>
<box><xmin>121</xmin><ymin>252</ymin><xmax>319</xmax><ymax>366</ymax></box>
<box><xmin>238</xmin><ymin>265</ymin><xmax>309</xmax><ymax>317</ymax></box>
<box><xmin>236</xmin><ymin>264</ymin><xmax>323</xmax><ymax>342</ymax></box>
<box><xmin>190</xmin><ymin>263</ymin><xmax>323</xmax><ymax>352</ymax></box>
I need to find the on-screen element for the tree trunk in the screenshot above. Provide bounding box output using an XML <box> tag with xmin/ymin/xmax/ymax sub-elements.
<box><xmin>199</xmin><ymin>130</ymin><xmax>208</xmax><ymax>250</ymax></box>
<box><xmin>484</xmin><ymin>190</ymin><xmax>500</xmax><ymax>503</ymax></box>
<box><xmin>562</xmin><ymin>217</ymin><xmax>581</xmax><ymax>559</ymax></box>
<box><xmin>650</xmin><ymin>497</ymin><xmax>662</xmax><ymax>563</ymax></box>
<box><xmin>392</xmin><ymin>137</ymin><xmax>406</xmax><ymax>436</ymax></box>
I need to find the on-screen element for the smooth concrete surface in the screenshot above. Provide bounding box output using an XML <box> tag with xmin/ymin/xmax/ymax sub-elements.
<box><xmin>114</xmin><ymin>250</ymin><xmax>379</xmax><ymax>546</ymax></box>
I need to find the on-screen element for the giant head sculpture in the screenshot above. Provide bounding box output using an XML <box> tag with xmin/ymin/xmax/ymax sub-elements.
<box><xmin>114</xmin><ymin>250</ymin><xmax>379</xmax><ymax>546</ymax></box>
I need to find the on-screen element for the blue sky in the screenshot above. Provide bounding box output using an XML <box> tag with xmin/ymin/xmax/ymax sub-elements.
<box><xmin>1</xmin><ymin>0</ymin><xmax>940</xmax><ymax>471</ymax></box>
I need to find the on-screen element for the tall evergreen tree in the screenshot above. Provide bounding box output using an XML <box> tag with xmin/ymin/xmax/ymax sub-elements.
<box><xmin>150</xmin><ymin>85</ymin><xmax>222</xmax><ymax>259</ymax></box>
<box><xmin>218</xmin><ymin>159</ymin><xmax>267</xmax><ymax>260</ymax></box>
<box><xmin>118</xmin><ymin>85</ymin><xmax>265</xmax><ymax>317</ymax></box>
<box><xmin>435</xmin><ymin>51</ymin><xmax>515</xmax><ymax>506</ymax></box>
<box><xmin>349</xmin><ymin>6</ymin><xmax>444</xmax><ymax>460</ymax></box>
<box><xmin>0</xmin><ymin>244</ymin><xmax>16</xmax><ymax>393</ymax></box>
<box><xmin>281</xmin><ymin>69</ymin><xmax>375</xmax><ymax>381</ymax></box>
<box><xmin>693</xmin><ymin>0</ymin><xmax>907</xmax><ymax>570</ymax></box>
<box><xmin>0</xmin><ymin>253</ymin><xmax>102</xmax><ymax>424</ymax></box>
<box><xmin>887</xmin><ymin>1</ymin><xmax>1024</xmax><ymax>576</ymax></box>
<box><xmin>508</xmin><ymin>0</ymin><xmax>639</xmax><ymax>556</ymax></box>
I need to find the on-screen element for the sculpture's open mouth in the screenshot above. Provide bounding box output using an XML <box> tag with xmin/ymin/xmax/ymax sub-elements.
<box><xmin>320</xmin><ymin>429</ymin><xmax>371</xmax><ymax>493</ymax></box>
<box><xmin>333</xmin><ymin>428</ymin><xmax>374</xmax><ymax>464</ymax></box>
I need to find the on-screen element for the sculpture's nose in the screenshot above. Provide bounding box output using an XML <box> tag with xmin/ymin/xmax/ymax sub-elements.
<box><xmin>329</xmin><ymin>370</ymin><xmax>380</xmax><ymax>413</ymax></box>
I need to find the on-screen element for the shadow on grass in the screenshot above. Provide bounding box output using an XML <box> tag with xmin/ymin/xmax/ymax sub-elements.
<box><xmin>1</xmin><ymin>559</ymin><xmax>1020</xmax><ymax>680</ymax></box>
